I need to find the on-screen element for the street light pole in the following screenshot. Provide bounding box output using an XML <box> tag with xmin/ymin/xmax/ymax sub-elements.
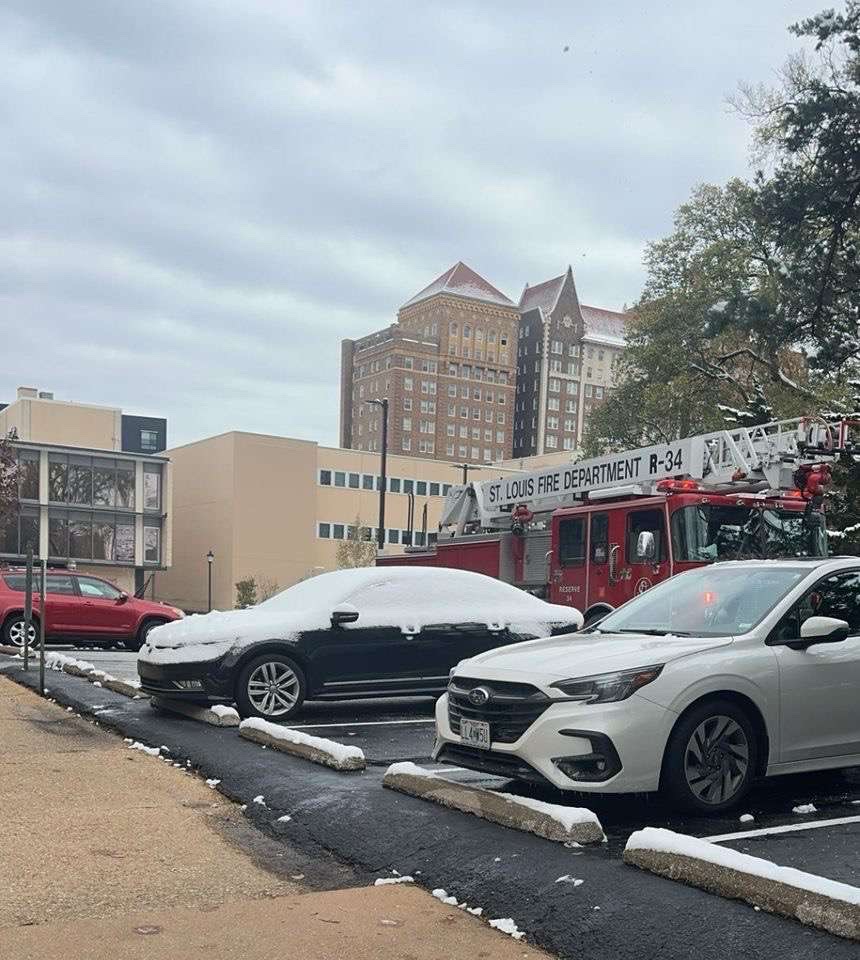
<box><xmin>206</xmin><ymin>550</ymin><xmax>214</xmax><ymax>612</ymax></box>
<box><xmin>365</xmin><ymin>398</ymin><xmax>388</xmax><ymax>551</ymax></box>
<box><xmin>452</xmin><ymin>462</ymin><xmax>481</xmax><ymax>484</ymax></box>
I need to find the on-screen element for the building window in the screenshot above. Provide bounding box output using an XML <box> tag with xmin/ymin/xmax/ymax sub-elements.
<box><xmin>401</xmin><ymin>437</ymin><xmax>411</xmax><ymax>451</ymax></box>
<box><xmin>563</xmin><ymin>437</ymin><xmax>575</xmax><ymax>450</ymax></box>
<box><xmin>347</xmin><ymin>472</ymin><xmax>360</xmax><ymax>489</ymax></box>
<box><xmin>449</xmin><ymin>322</ymin><xmax>458</xmax><ymax>335</ymax></box>
<box><xmin>389</xmin><ymin>478</ymin><xmax>401</xmax><ymax>493</ymax></box>
<box><xmin>332</xmin><ymin>523</ymin><xmax>345</xmax><ymax>540</ymax></box>
<box><xmin>387</xmin><ymin>528</ymin><xmax>400</xmax><ymax>544</ymax></box>
<box><xmin>362</xmin><ymin>474</ymin><xmax>374</xmax><ymax>490</ymax></box>
<box><xmin>546</xmin><ymin>435</ymin><xmax>558</xmax><ymax>449</ymax></box>
<box><xmin>448</xmin><ymin>385</ymin><xmax>457</xmax><ymax>398</ymax></box>
<box><xmin>585</xmin><ymin>384</ymin><xmax>593</xmax><ymax>397</ymax></box>
<box><xmin>140</xmin><ymin>429</ymin><xmax>159</xmax><ymax>452</ymax></box>
<box><xmin>549</xmin><ymin>378</ymin><xmax>560</xmax><ymax>393</ymax></box>
<box><xmin>403</xmin><ymin>397</ymin><xmax>413</xmax><ymax>411</ymax></box>
<box><xmin>446</xmin><ymin>443</ymin><xmax>455</xmax><ymax>456</ymax></box>
<box><xmin>17</xmin><ymin>451</ymin><xmax>39</xmax><ymax>501</ymax></box>
<box><xmin>0</xmin><ymin>507</ymin><xmax>39</xmax><ymax>557</ymax></box>
<box><xmin>548</xmin><ymin>397</ymin><xmax>559</xmax><ymax>411</ymax></box>
<box><xmin>334</xmin><ymin>471</ymin><xmax>346</xmax><ymax>487</ymax></box>
<box><xmin>402</xmin><ymin>417</ymin><xmax>412</xmax><ymax>431</ymax></box>
<box><xmin>319</xmin><ymin>469</ymin><xmax>332</xmax><ymax>486</ymax></box>
<box><xmin>429</xmin><ymin>482</ymin><xmax>440</xmax><ymax>496</ymax></box>
<box><xmin>143</xmin><ymin>464</ymin><xmax>162</xmax><ymax>512</ymax></box>
<box><xmin>404</xmin><ymin>377</ymin><xmax>413</xmax><ymax>391</ymax></box>
<box><xmin>318</xmin><ymin>522</ymin><xmax>331</xmax><ymax>539</ymax></box>
<box><xmin>548</xmin><ymin>416</ymin><xmax>559</xmax><ymax>430</ymax></box>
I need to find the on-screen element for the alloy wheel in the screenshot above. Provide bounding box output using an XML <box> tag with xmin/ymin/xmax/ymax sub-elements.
<box><xmin>8</xmin><ymin>620</ymin><xmax>37</xmax><ymax>648</ymax></box>
<box><xmin>683</xmin><ymin>715</ymin><xmax>750</xmax><ymax>805</ymax></box>
<box><xmin>246</xmin><ymin>661</ymin><xmax>300</xmax><ymax>717</ymax></box>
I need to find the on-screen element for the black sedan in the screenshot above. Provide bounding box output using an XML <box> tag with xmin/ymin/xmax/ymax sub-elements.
<box><xmin>137</xmin><ymin>566</ymin><xmax>583</xmax><ymax>720</ymax></box>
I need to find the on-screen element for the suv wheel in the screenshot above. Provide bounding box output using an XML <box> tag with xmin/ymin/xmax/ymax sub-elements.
<box><xmin>235</xmin><ymin>653</ymin><xmax>306</xmax><ymax>721</ymax></box>
<box><xmin>3</xmin><ymin>616</ymin><xmax>37</xmax><ymax>649</ymax></box>
<box><xmin>126</xmin><ymin>618</ymin><xmax>167</xmax><ymax>652</ymax></box>
<box><xmin>663</xmin><ymin>700</ymin><xmax>757</xmax><ymax>813</ymax></box>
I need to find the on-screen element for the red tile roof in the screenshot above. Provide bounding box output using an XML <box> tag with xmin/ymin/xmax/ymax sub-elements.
<box><xmin>401</xmin><ymin>262</ymin><xmax>515</xmax><ymax>310</ymax></box>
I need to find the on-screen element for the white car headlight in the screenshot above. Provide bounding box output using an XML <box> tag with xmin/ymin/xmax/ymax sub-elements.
<box><xmin>551</xmin><ymin>664</ymin><xmax>663</xmax><ymax>704</ymax></box>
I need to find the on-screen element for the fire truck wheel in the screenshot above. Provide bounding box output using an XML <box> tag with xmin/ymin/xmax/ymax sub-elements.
<box><xmin>662</xmin><ymin>699</ymin><xmax>757</xmax><ymax>813</ymax></box>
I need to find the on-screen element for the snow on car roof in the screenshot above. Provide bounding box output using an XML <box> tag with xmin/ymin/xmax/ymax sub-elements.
<box><xmin>259</xmin><ymin>564</ymin><xmax>560</xmax><ymax>613</ymax></box>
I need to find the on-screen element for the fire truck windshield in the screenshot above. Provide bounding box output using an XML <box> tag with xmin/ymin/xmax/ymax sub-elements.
<box><xmin>670</xmin><ymin>505</ymin><xmax>827</xmax><ymax>562</ymax></box>
<box><xmin>592</xmin><ymin>565</ymin><xmax>808</xmax><ymax>638</ymax></box>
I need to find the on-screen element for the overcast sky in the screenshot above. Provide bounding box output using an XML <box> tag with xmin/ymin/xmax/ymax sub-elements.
<box><xmin>1</xmin><ymin>1</ymin><xmax>819</xmax><ymax>447</ymax></box>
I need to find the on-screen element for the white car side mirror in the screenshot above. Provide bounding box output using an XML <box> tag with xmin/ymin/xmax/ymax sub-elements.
<box><xmin>799</xmin><ymin>615</ymin><xmax>850</xmax><ymax>645</ymax></box>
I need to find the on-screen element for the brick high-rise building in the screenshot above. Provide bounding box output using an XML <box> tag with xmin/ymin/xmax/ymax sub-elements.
<box><xmin>513</xmin><ymin>267</ymin><xmax>628</xmax><ymax>456</ymax></box>
<box><xmin>340</xmin><ymin>262</ymin><xmax>520</xmax><ymax>464</ymax></box>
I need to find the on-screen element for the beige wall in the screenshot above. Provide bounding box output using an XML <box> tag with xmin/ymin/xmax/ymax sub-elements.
<box><xmin>1</xmin><ymin>395</ymin><xmax>121</xmax><ymax>451</ymax></box>
<box><xmin>157</xmin><ymin>431</ymin><xmax>522</xmax><ymax>612</ymax></box>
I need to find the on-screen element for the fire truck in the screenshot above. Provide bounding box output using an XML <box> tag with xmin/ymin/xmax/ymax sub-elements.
<box><xmin>378</xmin><ymin>416</ymin><xmax>858</xmax><ymax>625</ymax></box>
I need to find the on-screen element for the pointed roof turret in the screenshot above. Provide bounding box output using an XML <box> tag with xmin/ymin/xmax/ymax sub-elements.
<box><xmin>401</xmin><ymin>261</ymin><xmax>514</xmax><ymax>310</ymax></box>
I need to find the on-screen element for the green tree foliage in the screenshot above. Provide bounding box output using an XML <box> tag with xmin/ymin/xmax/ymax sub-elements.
<box><xmin>235</xmin><ymin>577</ymin><xmax>257</xmax><ymax>609</ymax></box>
<box><xmin>584</xmin><ymin>5</ymin><xmax>860</xmax><ymax>549</ymax></box>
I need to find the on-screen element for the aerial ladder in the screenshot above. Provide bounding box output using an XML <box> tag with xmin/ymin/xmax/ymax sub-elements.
<box><xmin>440</xmin><ymin>415</ymin><xmax>860</xmax><ymax>537</ymax></box>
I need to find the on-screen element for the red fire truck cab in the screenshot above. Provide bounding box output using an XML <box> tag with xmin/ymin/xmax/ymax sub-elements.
<box><xmin>378</xmin><ymin>483</ymin><xmax>828</xmax><ymax>625</ymax></box>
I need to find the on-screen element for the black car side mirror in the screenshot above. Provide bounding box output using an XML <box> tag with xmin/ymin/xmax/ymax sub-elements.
<box><xmin>331</xmin><ymin>607</ymin><xmax>359</xmax><ymax>627</ymax></box>
<box><xmin>116</xmin><ymin>592</ymin><xmax>129</xmax><ymax>605</ymax></box>
<box><xmin>779</xmin><ymin>615</ymin><xmax>850</xmax><ymax>650</ymax></box>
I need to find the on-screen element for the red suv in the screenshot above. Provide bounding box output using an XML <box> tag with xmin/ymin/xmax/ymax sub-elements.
<box><xmin>0</xmin><ymin>569</ymin><xmax>184</xmax><ymax>650</ymax></box>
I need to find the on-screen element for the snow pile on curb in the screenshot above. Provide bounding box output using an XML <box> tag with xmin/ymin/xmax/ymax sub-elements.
<box><xmin>382</xmin><ymin>762</ymin><xmax>604</xmax><ymax>844</ymax></box>
<box><xmin>374</xmin><ymin>876</ymin><xmax>415</xmax><ymax>886</ymax></box>
<box><xmin>37</xmin><ymin>651</ymin><xmax>147</xmax><ymax>699</ymax></box>
<box><xmin>492</xmin><ymin>790</ymin><xmax>602</xmax><ymax>836</ymax></box>
<box><xmin>44</xmin><ymin>652</ymin><xmax>98</xmax><ymax>675</ymax></box>
<box><xmin>239</xmin><ymin>717</ymin><xmax>365</xmax><ymax>771</ymax></box>
<box><xmin>210</xmin><ymin>704</ymin><xmax>240</xmax><ymax>722</ymax></box>
<box><xmin>624</xmin><ymin>827</ymin><xmax>860</xmax><ymax>940</ymax></box>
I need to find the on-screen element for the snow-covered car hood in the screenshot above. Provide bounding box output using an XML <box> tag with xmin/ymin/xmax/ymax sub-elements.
<box><xmin>455</xmin><ymin>631</ymin><xmax>734</xmax><ymax>685</ymax></box>
<box><xmin>137</xmin><ymin>607</ymin><xmax>316</xmax><ymax>665</ymax></box>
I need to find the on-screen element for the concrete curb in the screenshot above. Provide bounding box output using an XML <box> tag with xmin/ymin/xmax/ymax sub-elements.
<box><xmin>383</xmin><ymin>765</ymin><xmax>604</xmax><ymax>845</ymax></box>
<box><xmin>0</xmin><ymin>645</ymin><xmax>20</xmax><ymax>656</ymax></box>
<box><xmin>624</xmin><ymin>841</ymin><xmax>860</xmax><ymax>941</ymax></box>
<box><xmin>152</xmin><ymin>698</ymin><xmax>240</xmax><ymax>727</ymax></box>
<box><xmin>239</xmin><ymin>723</ymin><xmax>366</xmax><ymax>771</ymax></box>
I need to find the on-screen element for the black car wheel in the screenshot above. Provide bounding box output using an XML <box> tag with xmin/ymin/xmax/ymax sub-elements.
<box><xmin>663</xmin><ymin>699</ymin><xmax>757</xmax><ymax>813</ymax></box>
<box><xmin>3</xmin><ymin>615</ymin><xmax>38</xmax><ymax>649</ymax></box>
<box><xmin>235</xmin><ymin>653</ymin><xmax>306</xmax><ymax>721</ymax></box>
<box><xmin>126</xmin><ymin>618</ymin><xmax>168</xmax><ymax>652</ymax></box>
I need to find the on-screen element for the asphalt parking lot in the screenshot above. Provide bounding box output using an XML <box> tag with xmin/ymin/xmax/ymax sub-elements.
<box><xmin>5</xmin><ymin>647</ymin><xmax>859</xmax><ymax>957</ymax></box>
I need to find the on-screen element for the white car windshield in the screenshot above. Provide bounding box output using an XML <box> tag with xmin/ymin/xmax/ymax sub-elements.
<box><xmin>591</xmin><ymin>566</ymin><xmax>808</xmax><ymax>637</ymax></box>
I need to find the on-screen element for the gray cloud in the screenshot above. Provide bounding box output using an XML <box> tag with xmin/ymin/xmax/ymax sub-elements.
<box><xmin>0</xmin><ymin>0</ymin><xmax>817</xmax><ymax>445</ymax></box>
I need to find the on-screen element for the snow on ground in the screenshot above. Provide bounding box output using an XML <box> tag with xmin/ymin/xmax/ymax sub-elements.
<box><xmin>374</xmin><ymin>876</ymin><xmax>415</xmax><ymax>886</ymax></box>
<box><xmin>127</xmin><ymin>741</ymin><xmax>160</xmax><ymax>757</ymax></box>
<box><xmin>739</xmin><ymin>814</ymin><xmax>755</xmax><ymax>823</ymax></box>
<box><xmin>205</xmin><ymin>778</ymin><xmax>220</xmax><ymax>788</ymax></box>
<box><xmin>432</xmin><ymin>888</ymin><xmax>459</xmax><ymax>905</ymax></box>
<box><xmin>386</xmin><ymin>761</ymin><xmax>438</xmax><ymax>778</ymax></box>
<box><xmin>555</xmin><ymin>875</ymin><xmax>584</xmax><ymax>886</ymax></box>
<box><xmin>792</xmin><ymin>803</ymin><xmax>818</xmax><ymax>814</ymax></box>
<box><xmin>626</xmin><ymin>828</ymin><xmax>860</xmax><ymax>905</ymax></box>
<box><xmin>276</xmin><ymin>815</ymin><xmax>292</xmax><ymax>823</ymax></box>
<box><xmin>43</xmin><ymin>651</ymin><xmax>98</xmax><ymax>675</ymax></box>
<box><xmin>239</xmin><ymin>717</ymin><xmax>365</xmax><ymax>765</ymax></box>
<box><xmin>488</xmin><ymin>918</ymin><xmax>525</xmax><ymax>940</ymax></box>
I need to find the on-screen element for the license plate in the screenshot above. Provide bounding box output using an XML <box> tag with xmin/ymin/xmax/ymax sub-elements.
<box><xmin>460</xmin><ymin>718</ymin><xmax>491</xmax><ymax>750</ymax></box>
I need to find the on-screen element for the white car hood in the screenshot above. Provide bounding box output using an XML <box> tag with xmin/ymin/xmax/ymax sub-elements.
<box><xmin>457</xmin><ymin>631</ymin><xmax>734</xmax><ymax>685</ymax></box>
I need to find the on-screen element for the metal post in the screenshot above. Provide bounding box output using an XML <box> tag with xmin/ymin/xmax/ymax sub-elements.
<box><xmin>206</xmin><ymin>550</ymin><xmax>214</xmax><ymax>612</ymax></box>
<box><xmin>407</xmin><ymin>491</ymin><xmax>414</xmax><ymax>544</ymax></box>
<box><xmin>366</xmin><ymin>398</ymin><xmax>388</xmax><ymax>551</ymax></box>
<box><xmin>38</xmin><ymin>560</ymin><xmax>46</xmax><ymax>695</ymax></box>
<box><xmin>22</xmin><ymin>546</ymin><xmax>33</xmax><ymax>671</ymax></box>
<box><xmin>421</xmin><ymin>502</ymin><xmax>428</xmax><ymax>543</ymax></box>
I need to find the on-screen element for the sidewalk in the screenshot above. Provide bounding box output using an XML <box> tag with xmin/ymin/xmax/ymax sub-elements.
<box><xmin>0</xmin><ymin>677</ymin><xmax>547</xmax><ymax>959</ymax></box>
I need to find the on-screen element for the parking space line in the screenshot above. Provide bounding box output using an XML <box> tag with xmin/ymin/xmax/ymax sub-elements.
<box><xmin>289</xmin><ymin>719</ymin><xmax>435</xmax><ymax>729</ymax></box>
<box><xmin>704</xmin><ymin>813</ymin><xmax>860</xmax><ymax>844</ymax></box>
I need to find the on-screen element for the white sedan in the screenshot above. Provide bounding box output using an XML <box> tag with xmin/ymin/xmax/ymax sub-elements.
<box><xmin>434</xmin><ymin>558</ymin><xmax>860</xmax><ymax>812</ymax></box>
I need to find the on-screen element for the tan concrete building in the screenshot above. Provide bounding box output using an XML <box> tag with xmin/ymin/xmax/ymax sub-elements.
<box><xmin>514</xmin><ymin>267</ymin><xmax>628</xmax><ymax>456</ymax></box>
<box><xmin>340</xmin><ymin>262</ymin><xmax>519</xmax><ymax>465</ymax></box>
<box><xmin>0</xmin><ymin>387</ymin><xmax>171</xmax><ymax>595</ymax></box>
<box><xmin>155</xmin><ymin>431</ymin><xmax>520</xmax><ymax>612</ymax></box>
